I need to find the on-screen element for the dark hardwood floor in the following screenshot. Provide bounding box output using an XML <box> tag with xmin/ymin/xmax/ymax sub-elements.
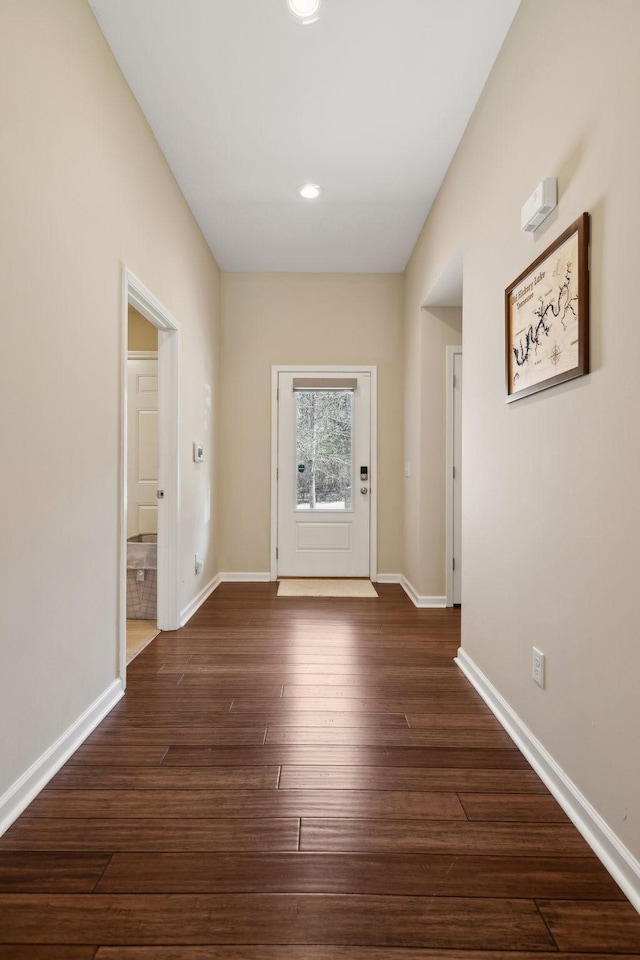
<box><xmin>1</xmin><ymin>582</ymin><xmax>639</xmax><ymax>959</ymax></box>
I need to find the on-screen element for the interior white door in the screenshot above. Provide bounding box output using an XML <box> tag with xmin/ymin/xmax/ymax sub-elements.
<box><xmin>453</xmin><ymin>351</ymin><xmax>462</xmax><ymax>604</ymax></box>
<box><xmin>277</xmin><ymin>371</ymin><xmax>371</xmax><ymax>577</ymax></box>
<box><xmin>127</xmin><ymin>355</ymin><xmax>158</xmax><ymax>539</ymax></box>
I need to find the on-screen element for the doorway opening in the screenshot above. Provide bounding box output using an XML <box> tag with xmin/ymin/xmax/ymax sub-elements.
<box><xmin>119</xmin><ymin>269</ymin><xmax>180</xmax><ymax>683</ymax></box>
<box><xmin>126</xmin><ymin>307</ymin><xmax>159</xmax><ymax>663</ymax></box>
<box><xmin>422</xmin><ymin>253</ymin><xmax>463</xmax><ymax>609</ymax></box>
<box><xmin>446</xmin><ymin>345</ymin><xmax>462</xmax><ymax>606</ymax></box>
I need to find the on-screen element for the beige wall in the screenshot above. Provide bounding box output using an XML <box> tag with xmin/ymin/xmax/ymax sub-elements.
<box><xmin>220</xmin><ymin>273</ymin><xmax>404</xmax><ymax>573</ymax></box>
<box><xmin>0</xmin><ymin>0</ymin><xmax>220</xmax><ymax>801</ymax></box>
<box><xmin>405</xmin><ymin>0</ymin><xmax>640</xmax><ymax>860</ymax></box>
<box><xmin>128</xmin><ymin>306</ymin><xmax>158</xmax><ymax>352</ymax></box>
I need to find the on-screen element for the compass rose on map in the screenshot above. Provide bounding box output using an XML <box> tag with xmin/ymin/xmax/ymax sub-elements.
<box><xmin>549</xmin><ymin>343</ymin><xmax>562</xmax><ymax>366</ymax></box>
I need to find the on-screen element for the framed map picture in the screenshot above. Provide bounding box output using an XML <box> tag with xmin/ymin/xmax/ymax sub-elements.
<box><xmin>505</xmin><ymin>212</ymin><xmax>590</xmax><ymax>402</ymax></box>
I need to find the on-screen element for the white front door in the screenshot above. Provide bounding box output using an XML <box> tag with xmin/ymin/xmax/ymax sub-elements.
<box><xmin>127</xmin><ymin>355</ymin><xmax>158</xmax><ymax>539</ymax></box>
<box><xmin>277</xmin><ymin>370</ymin><xmax>372</xmax><ymax>577</ymax></box>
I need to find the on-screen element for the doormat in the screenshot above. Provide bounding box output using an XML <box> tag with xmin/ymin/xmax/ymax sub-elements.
<box><xmin>277</xmin><ymin>579</ymin><xmax>378</xmax><ymax>598</ymax></box>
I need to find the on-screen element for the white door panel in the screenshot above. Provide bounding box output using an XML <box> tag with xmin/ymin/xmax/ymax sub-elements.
<box><xmin>138</xmin><ymin>409</ymin><xmax>158</xmax><ymax>480</ymax></box>
<box><xmin>127</xmin><ymin>357</ymin><xmax>158</xmax><ymax>540</ymax></box>
<box><xmin>137</xmin><ymin>504</ymin><xmax>158</xmax><ymax>535</ymax></box>
<box><xmin>295</xmin><ymin>522</ymin><xmax>351</xmax><ymax>551</ymax></box>
<box><xmin>277</xmin><ymin>371</ymin><xmax>371</xmax><ymax>578</ymax></box>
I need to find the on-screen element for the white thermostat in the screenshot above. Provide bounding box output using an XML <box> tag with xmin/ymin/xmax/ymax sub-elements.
<box><xmin>193</xmin><ymin>442</ymin><xmax>204</xmax><ymax>463</ymax></box>
<box><xmin>521</xmin><ymin>178</ymin><xmax>557</xmax><ymax>232</ymax></box>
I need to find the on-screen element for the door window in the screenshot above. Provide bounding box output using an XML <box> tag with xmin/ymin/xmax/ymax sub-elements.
<box><xmin>295</xmin><ymin>389</ymin><xmax>353</xmax><ymax>511</ymax></box>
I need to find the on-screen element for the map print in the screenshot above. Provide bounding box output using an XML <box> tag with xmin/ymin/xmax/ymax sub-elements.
<box><xmin>509</xmin><ymin>230</ymin><xmax>580</xmax><ymax>393</ymax></box>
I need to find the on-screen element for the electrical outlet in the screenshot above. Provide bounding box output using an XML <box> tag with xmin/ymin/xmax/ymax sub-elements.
<box><xmin>195</xmin><ymin>554</ymin><xmax>204</xmax><ymax>576</ymax></box>
<box><xmin>532</xmin><ymin>647</ymin><xmax>545</xmax><ymax>688</ymax></box>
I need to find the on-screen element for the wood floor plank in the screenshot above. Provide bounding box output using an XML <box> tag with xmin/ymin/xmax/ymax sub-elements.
<box><xmin>157</xmin><ymin>639</ymin><xmax>460</xmax><ymax>656</ymax></box>
<box><xmin>163</xmin><ymin>665</ymin><xmax>460</xmax><ymax>679</ymax></box>
<box><xmin>26</xmin><ymin>789</ymin><xmax>465</xmax><ymax>821</ymax></box>
<box><xmin>0</xmin><ymin>949</ymin><xmax>97</xmax><ymax>959</ymax></box>
<box><xmin>232</xmin><ymin>695</ymin><xmax>490</xmax><ymax>715</ymax></box>
<box><xmin>0</xmin><ymin>818</ymin><xmax>299</xmax><ymax>853</ymax></box>
<box><xmin>97</xmin><ymin>851</ymin><xmax>459</xmax><ymax>895</ymax></box>
<box><xmin>282</xmin><ymin>683</ymin><xmax>477</xmax><ymax>698</ymax></box>
<box><xmin>100</xmin><ymin>710</ymin><xmax>410</xmax><ymax>729</ymax></box>
<box><xmin>236</xmin><ymin>710</ymin><xmax>410</xmax><ymax>727</ymax></box>
<box><xmin>160</xmin><ymin>673</ymin><xmax>469</xmax><ymax>692</ymax></box>
<box><xmin>459</xmin><ymin>792</ymin><xmax>571</xmax><ymax>822</ymax></box>
<box><xmin>86</xmin><ymin>725</ymin><xmax>267</xmax><ymax>745</ymax></box>
<box><xmin>278</xmin><ymin>764</ymin><xmax>551</xmax><ymax>792</ymax></box>
<box><xmin>162</xmin><ymin>745</ymin><xmax>529</xmax><ymax>768</ymax></box>
<box><xmin>280</xmin><ymin>671</ymin><xmax>470</xmax><ymax>684</ymax></box>
<box><xmin>440</xmin><ymin>853</ymin><xmax>625</xmax><ymax>900</ymax></box>
<box><xmin>93</xmin><ymin>951</ymin><xmax>640</xmax><ymax>960</ymax></box>
<box><xmin>103</xmin><ymin>708</ymin><xmax>237</xmax><ymax>723</ymax></box>
<box><xmin>66</xmin><ymin>745</ymin><xmax>169</xmax><ymax>766</ymax></box>
<box><xmin>264</xmin><ymin>725</ymin><xmax>512</xmax><ymax>747</ymax></box>
<box><xmin>0</xmin><ymin>853</ymin><xmax>109</xmax><ymax>892</ymax></box>
<box><xmin>95</xmin><ymin>851</ymin><xmax>623</xmax><ymax>899</ymax></box>
<box><xmin>189</xmin><ymin>651</ymin><xmax>459</xmax><ymax>666</ymax></box>
<box><xmin>120</xmin><ymin>678</ymin><xmax>185</xmax><ymax>693</ymax></box>
<box><xmin>405</xmin><ymin>715</ymin><xmax>503</xmax><ymax>729</ymax></box>
<box><xmin>300</xmin><ymin>818</ymin><xmax>591</xmax><ymax>856</ymax></box>
<box><xmin>107</xmin><ymin>698</ymin><xmax>234</xmax><ymax>718</ymax></box>
<box><xmin>164</xmin><ymin>681</ymin><xmax>285</xmax><ymax>697</ymax></box>
<box><xmin>127</xmin><ymin>656</ymin><xmax>191</xmax><ymax>672</ymax></box>
<box><xmin>537</xmin><ymin>900</ymin><xmax>640</xmax><ymax>952</ymax></box>
<box><xmin>0</xmin><ymin>893</ymin><xmax>555</xmax><ymax>949</ymax></box>
<box><xmin>45</xmin><ymin>765</ymin><xmax>281</xmax><ymax>791</ymax></box>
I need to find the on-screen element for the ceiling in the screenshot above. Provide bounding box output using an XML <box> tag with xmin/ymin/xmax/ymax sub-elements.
<box><xmin>88</xmin><ymin>0</ymin><xmax>521</xmax><ymax>274</ymax></box>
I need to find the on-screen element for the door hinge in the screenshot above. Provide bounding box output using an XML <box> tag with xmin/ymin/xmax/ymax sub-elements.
<box><xmin>452</xmin><ymin>557</ymin><xmax>456</xmax><ymax>570</ymax></box>
<box><xmin>276</xmin><ymin>547</ymin><xmax>278</xmax><ymax>559</ymax></box>
<box><xmin>452</xmin><ymin>374</ymin><xmax>456</xmax><ymax>388</ymax></box>
<box><xmin>277</xmin><ymin>388</ymin><xmax>279</xmax><ymax>401</ymax></box>
<box><xmin>452</xmin><ymin>466</ymin><xmax>456</xmax><ymax>479</ymax></box>
<box><xmin>276</xmin><ymin>467</ymin><xmax>279</xmax><ymax>480</ymax></box>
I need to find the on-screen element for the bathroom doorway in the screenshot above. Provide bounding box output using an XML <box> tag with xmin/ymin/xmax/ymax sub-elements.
<box><xmin>119</xmin><ymin>269</ymin><xmax>180</xmax><ymax>683</ymax></box>
<box><xmin>126</xmin><ymin>308</ymin><xmax>160</xmax><ymax>663</ymax></box>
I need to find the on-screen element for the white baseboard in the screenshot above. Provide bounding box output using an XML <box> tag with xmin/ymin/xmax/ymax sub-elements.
<box><xmin>456</xmin><ymin>648</ymin><xmax>640</xmax><ymax>913</ymax></box>
<box><xmin>221</xmin><ymin>572</ymin><xmax>271</xmax><ymax>583</ymax></box>
<box><xmin>183</xmin><ymin>572</ymin><xmax>444</xmax><ymax>615</ymax></box>
<box><xmin>179</xmin><ymin>573</ymin><xmax>222</xmax><ymax>626</ymax></box>
<box><xmin>0</xmin><ymin>679</ymin><xmax>124</xmax><ymax>838</ymax></box>
<box><xmin>375</xmin><ymin>573</ymin><xmax>446</xmax><ymax>607</ymax></box>
<box><xmin>401</xmin><ymin>576</ymin><xmax>447</xmax><ymax>608</ymax></box>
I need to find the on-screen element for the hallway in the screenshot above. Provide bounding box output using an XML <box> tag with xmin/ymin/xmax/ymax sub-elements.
<box><xmin>1</xmin><ymin>583</ymin><xmax>639</xmax><ymax>956</ymax></box>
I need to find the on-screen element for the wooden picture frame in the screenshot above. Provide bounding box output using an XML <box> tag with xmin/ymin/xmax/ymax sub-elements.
<box><xmin>505</xmin><ymin>212</ymin><xmax>590</xmax><ymax>402</ymax></box>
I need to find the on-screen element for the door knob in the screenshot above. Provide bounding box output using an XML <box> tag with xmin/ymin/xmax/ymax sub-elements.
<box><xmin>360</xmin><ymin>487</ymin><xmax>368</xmax><ymax>494</ymax></box>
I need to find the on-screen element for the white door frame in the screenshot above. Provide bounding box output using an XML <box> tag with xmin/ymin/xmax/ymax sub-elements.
<box><xmin>119</xmin><ymin>268</ymin><xmax>180</xmax><ymax>684</ymax></box>
<box><xmin>271</xmin><ymin>364</ymin><xmax>378</xmax><ymax>582</ymax></box>
<box><xmin>445</xmin><ymin>345</ymin><xmax>462</xmax><ymax>606</ymax></box>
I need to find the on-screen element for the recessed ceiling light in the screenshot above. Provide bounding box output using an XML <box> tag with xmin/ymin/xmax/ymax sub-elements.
<box><xmin>298</xmin><ymin>183</ymin><xmax>322</xmax><ymax>200</ymax></box>
<box><xmin>287</xmin><ymin>0</ymin><xmax>322</xmax><ymax>25</ymax></box>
